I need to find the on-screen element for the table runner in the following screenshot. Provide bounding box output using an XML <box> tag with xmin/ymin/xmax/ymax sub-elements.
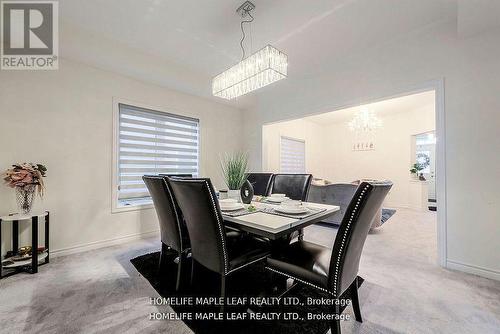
<box><xmin>221</xmin><ymin>207</ymin><xmax>262</xmax><ymax>217</ymax></box>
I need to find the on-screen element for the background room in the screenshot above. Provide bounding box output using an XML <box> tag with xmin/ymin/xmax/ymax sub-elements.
<box><xmin>262</xmin><ymin>90</ymin><xmax>437</xmax><ymax>210</ymax></box>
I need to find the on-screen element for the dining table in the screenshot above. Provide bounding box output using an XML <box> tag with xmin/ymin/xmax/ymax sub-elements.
<box><xmin>221</xmin><ymin>199</ymin><xmax>340</xmax><ymax>240</ymax></box>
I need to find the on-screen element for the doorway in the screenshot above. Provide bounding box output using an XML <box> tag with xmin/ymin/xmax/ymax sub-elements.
<box><xmin>261</xmin><ymin>82</ymin><xmax>446</xmax><ymax>266</ymax></box>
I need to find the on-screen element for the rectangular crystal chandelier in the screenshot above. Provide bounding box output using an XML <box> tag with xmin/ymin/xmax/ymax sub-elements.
<box><xmin>212</xmin><ymin>45</ymin><xmax>288</xmax><ymax>100</ymax></box>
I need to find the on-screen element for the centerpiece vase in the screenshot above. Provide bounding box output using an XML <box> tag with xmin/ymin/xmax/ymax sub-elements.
<box><xmin>227</xmin><ymin>189</ymin><xmax>241</xmax><ymax>203</ymax></box>
<box><xmin>16</xmin><ymin>185</ymin><xmax>36</xmax><ymax>214</ymax></box>
<box><xmin>240</xmin><ymin>180</ymin><xmax>254</xmax><ymax>204</ymax></box>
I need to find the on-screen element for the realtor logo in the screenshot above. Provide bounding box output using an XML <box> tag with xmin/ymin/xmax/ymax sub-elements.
<box><xmin>1</xmin><ymin>1</ymin><xmax>58</xmax><ymax>70</ymax></box>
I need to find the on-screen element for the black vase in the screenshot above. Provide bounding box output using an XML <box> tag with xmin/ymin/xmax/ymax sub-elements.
<box><xmin>240</xmin><ymin>180</ymin><xmax>254</xmax><ymax>204</ymax></box>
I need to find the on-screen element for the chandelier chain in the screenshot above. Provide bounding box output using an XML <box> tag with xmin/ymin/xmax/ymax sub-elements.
<box><xmin>240</xmin><ymin>11</ymin><xmax>254</xmax><ymax>60</ymax></box>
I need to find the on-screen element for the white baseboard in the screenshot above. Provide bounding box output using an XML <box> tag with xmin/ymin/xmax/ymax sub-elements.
<box><xmin>51</xmin><ymin>230</ymin><xmax>160</xmax><ymax>258</ymax></box>
<box><xmin>447</xmin><ymin>259</ymin><xmax>500</xmax><ymax>281</ymax></box>
<box><xmin>384</xmin><ymin>203</ymin><xmax>428</xmax><ymax>211</ymax></box>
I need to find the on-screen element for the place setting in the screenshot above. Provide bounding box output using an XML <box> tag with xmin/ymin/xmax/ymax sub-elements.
<box><xmin>218</xmin><ymin>199</ymin><xmax>260</xmax><ymax>217</ymax></box>
<box><xmin>261</xmin><ymin>193</ymin><xmax>290</xmax><ymax>204</ymax></box>
<box><xmin>261</xmin><ymin>199</ymin><xmax>326</xmax><ymax>219</ymax></box>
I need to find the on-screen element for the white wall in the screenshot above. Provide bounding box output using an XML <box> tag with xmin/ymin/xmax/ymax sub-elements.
<box><xmin>261</xmin><ymin>119</ymin><xmax>328</xmax><ymax>178</ymax></box>
<box><xmin>243</xmin><ymin>22</ymin><xmax>500</xmax><ymax>279</ymax></box>
<box><xmin>0</xmin><ymin>59</ymin><xmax>243</xmax><ymax>255</ymax></box>
<box><xmin>324</xmin><ymin>104</ymin><xmax>435</xmax><ymax>208</ymax></box>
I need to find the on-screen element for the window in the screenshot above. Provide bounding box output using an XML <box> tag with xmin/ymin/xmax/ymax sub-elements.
<box><xmin>416</xmin><ymin>150</ymin><xmax>431</xmax><ymax>174</ymax></box>
<box><xmin>280</xmin><ymin>136</ymin><xmax>305</xmax><ymax>173</ymax></box>
<box><xmin>414</xmin><ymin>131</ymin><xmax>435</xmax><ymax>175</ymax></box>
<box><xmin>114</xmin><ymin>103</ymin><xmax>199</xmax><ymax>209</ymax></box>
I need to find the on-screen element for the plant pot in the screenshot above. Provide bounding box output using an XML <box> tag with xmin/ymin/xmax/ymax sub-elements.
<box><xmin>15</xmin><ymin>185</ymin><xmax>36</xmax><ymax>214</ymax></box>
<box><xmin>219</xmin><ymin>190</ymin><xmax>228</xmax><ymax>200</ymax></box>
<box><xmin>227</xmin><ymin>189</ymin><xmax>241</xmax><ymax>203</ymax></box>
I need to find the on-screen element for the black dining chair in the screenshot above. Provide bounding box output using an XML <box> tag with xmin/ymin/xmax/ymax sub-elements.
<box><xmin>266</xmin><ymin>181</ymin><xmax>393</xmax><ymax>334</ymax></box>
<box><xmin>270</xmin><ymin>174</ymin><xmax>313</xmax><ymax>241</ymax></box>
<box><xmin>270</xmin><ymin>174</ymin><xmax>313</xmax><ymax>201</ymax></box>
<box><xmin>167</xmin><ymin>177</ymin><xmax>270</xmax><ymax>313</ymax></box>
<box><xmin>142</xmin><ymin>175</ymin><xmax>190</xmax><ymax>291</ymax></box>
<box><xmin>246</xmin><ymin>172</ymin><xmax>274</xmax><ymax>196</ymax></box>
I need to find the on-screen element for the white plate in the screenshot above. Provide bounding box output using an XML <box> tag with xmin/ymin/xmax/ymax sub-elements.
<box><xmin>267</xmin><ymin>196</ymin><xmax>289</xmax><ymax>203</ymax></box>
<box><xmin>220</xmin><ymin>203</ymin><xmax>244</xmax><ymax>211</ymax></box>
<box><xmin>220</xmin><ymin>198</ymin><xmax>237</xmax><ymax>204</ymax></box>
<box><xmin>274</xmin><ymin>206</ymin><xmax>309</xmax><ymax>214</ymax></box>
<box><xmin>270</xmin><ymin>193</ymin><xmax>286</xmax><ymax>198</ymax></box>
<box><xmin>282</xmin><ymin>200</ymin><xmax>301</xmax><ymax>206</ymax></box>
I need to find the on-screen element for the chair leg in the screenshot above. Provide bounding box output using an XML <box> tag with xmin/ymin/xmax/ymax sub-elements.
<box><xmin>220</xmin><ymin>275</ymin><xmax>226</xmax><ymax>316</ymax></box>
<box><xmin>298</xmin><ymin>228</ymin><xmax>304</xmax><ymax>241</ymax></box>
<box><xmin>267</xmin><ymin>266</ymin><xmax>288</xmax><ymax>293</ymax></box>
<box><xmin>190</xmin><ymin>258</ymin><xmax>195</xmax><ymax>287</ymax></box>
<box><xmin>329</xmin><ymin>303</ymin><xmax>341</xmax><ymax>334</ymax></box>
<box><xmin>175</xmin><ymin>252</ymin><xmax>182</xmax><ymax>291</ymax></box>
<box><xmin>159</xmin><ymin>243</ymin><xmax>169</xmax><ymax>274</ymax></box>
<box><xmin>351</xmin><ymin>278</ymin><xmax>363</xmax><ymax>323</ymax></box>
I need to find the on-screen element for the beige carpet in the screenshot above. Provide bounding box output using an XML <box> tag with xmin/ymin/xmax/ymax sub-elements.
<box><xmin>0</xmin><ymin>208</ymin><xmax>499</xmax><ymax>334</ymax></box>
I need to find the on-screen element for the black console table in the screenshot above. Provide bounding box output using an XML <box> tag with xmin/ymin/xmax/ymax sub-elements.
<box><xmin>0</xmin><ymin>211</ymin><xmax>49</xmax><ymax>279</ymax></box>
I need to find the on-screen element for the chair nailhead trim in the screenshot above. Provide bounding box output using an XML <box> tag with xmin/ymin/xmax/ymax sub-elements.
<box><xmin>265</xmin><ymin>266</ymin><xmax>334</xmax><ymax>295</ymax></box>
<box><xmin>332</xmin><ymin>184</ymin><xmax>370</xmax><ymax>297</ymax></box>
<box><xmin>205</xmin><ymin>181</ymin><xmax>229</xmax><ymax>274</ymax></box>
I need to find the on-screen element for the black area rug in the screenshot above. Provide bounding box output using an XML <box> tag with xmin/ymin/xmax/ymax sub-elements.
<box><xmin>131</xmin><ymin>251</ymin><xmax>363</xmax><ymax>334</ymax></box>
<box><xmin>381</xmin><ymin>208</ymin><xmax>396</xmax><ymax>225</ymax></box>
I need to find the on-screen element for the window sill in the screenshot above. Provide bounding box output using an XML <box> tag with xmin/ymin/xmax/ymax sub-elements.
<box><xmin>112</xmin><ymin>201</ymin><xmax>154</xmax><ymax>214</ymax></box>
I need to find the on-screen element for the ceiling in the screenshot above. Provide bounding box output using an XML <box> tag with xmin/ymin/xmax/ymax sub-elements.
<box><xmin>59</xmin><ymin>0</ymin><xmax>351</xmax><ymax>76</ymax></box>
<box><xmin>305</xmin><ymin>90</ymin><xmax>435</xmax><ymax>125</ymax></box>
<box><xmin>57</xmin><ymin>0</ymin><xmax>499</xmax><ymax>108</ymax></box>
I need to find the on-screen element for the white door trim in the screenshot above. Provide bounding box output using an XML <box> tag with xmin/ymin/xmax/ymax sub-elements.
<box><xmin>434</xmin><ymin>79</ymin><xmax>447</xmax><ymax>267</ymax></box>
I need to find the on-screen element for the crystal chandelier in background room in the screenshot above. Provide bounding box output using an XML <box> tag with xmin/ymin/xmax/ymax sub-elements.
<box><xmin>348</xmin><ymin>109</ymin><xmax>383</xmax><ymax>132</ymax></box>
<box><xmin>348</xmin><ymin>108</ymin><xmax>383</xmax><ymax>151</ymax></box>
<box><xmin>212</xmin><ymin>1</ymin><xmax>288</xmax><ymax>100</ymax></box>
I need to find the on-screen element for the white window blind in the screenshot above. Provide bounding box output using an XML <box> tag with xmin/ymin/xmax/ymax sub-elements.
<box><xmin>280</xmin><ymin>136</ymin><xmax>305</xmax><ymax>173</ymax></box>
<box><xmin>117</xmin><ymin>104</ymin><xmax>199</xmax><ymax>205</ymax></box>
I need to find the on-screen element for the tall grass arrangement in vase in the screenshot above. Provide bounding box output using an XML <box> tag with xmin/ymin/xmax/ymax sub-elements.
<box><xmin>220</xmin><ymin>152</ymin><xmax>248</xmax><ymax>190</ymax></box>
